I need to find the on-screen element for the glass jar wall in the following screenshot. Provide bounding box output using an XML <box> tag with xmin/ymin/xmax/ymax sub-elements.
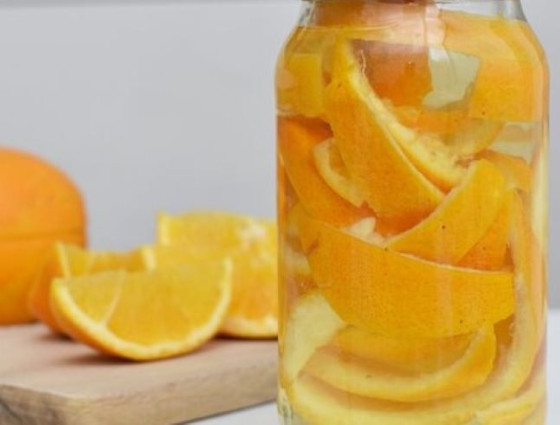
<box><xmin>276</xmin><ymin>0</ymin><xmax>548</xmax><ymax>423</ymax></box>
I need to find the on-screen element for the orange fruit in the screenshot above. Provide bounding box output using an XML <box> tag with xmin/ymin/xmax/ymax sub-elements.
<box><xmin>51</xmin><ymin>261</ymin><xmax>232</xmax><ymax>361</ymax></box>
<box><xmin>330</xmin><ymin>326</ymin><xmax>472</xmax><ymax>374</ymax></box>
<box><xmin>0</xmin><ymin>148</ymin><xmax>86</xmax><ymax>325</ymax></box>
<box><xmin>278</xmin><ymin>116</ymin><xmax>372</xmax><ymax>227</ymax></box>
<box><xmin>306</xmin><ymin>326</ymin><xmax>496</xmax><ymax>402</ymax></box>
<box><xmin>156</xmin><ymin>212</ymin><xmax>278</xmax><ymax>338</ymax></box>
<box><xmin>28</xmin><ymin>243</ymin><xmax>144</xmax><ymax>333</ymax></box>
<box><xmin>444</xmin><ymin>119</ymin><xmax>504</xmax><ymax>156</ymax></box>
<box><xmin>458</xmin><ymin>191</ymin><xmax>513</xmax><ymax>270</ymax></box>
<box><xmin>326</xmin><ymin>41</ymin><xmax>445</xmax><ymax>230</ymax></box>
<box><xmin>312</xmin><ymin>138</ymin><xmax>366</xmax><ymax>208</ymax></box>
<box><xmin>389</xmin><ymin>160</ymin><xmax>508</xmax><ymax>265</ymax></box>
<box><xmin>300</xmin><ymin>212</ymin><xmax>515</xmax><ymax>338</ymax></box>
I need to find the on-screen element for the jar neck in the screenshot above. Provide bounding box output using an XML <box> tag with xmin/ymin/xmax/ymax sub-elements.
<box><xmin>301</xmin><ymin>0</ymin><xmax>525</xmax><ymax>26</ymax></box>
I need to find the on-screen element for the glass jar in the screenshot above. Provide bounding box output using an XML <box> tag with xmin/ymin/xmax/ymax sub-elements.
<box><xmin>276</xmin><ymin>0</ymin><xmax>548</xmax><ymax>424</ymax></box>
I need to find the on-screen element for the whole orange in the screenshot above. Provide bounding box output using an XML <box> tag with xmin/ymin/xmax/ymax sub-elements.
<box><xmin>0</xmin><ymin>148</ymin><xmax>86</xmax><ymax>325</ymax></box>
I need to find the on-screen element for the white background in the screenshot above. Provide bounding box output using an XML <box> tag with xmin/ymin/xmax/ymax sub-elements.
<box><xmin>0</xmin><ymin>0</ymin><xmax>556</xmax><ymax>305</ymax></box>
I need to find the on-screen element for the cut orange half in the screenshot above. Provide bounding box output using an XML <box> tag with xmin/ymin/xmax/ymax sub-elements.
<box><xmin>28</xmin><ymin>243</ymin><xmax>143</xmax><ymax>333</ymax></box>
<box><xmin>300</xmin><ymin>213</ymin><xmax>515</xmax><ymax>338</ymax></box>
<box><xmin>156</xmin><ymin>212</ymin><xmax>278</xmax><ymax>339</ymax></box>
<box><xmin>51</xmin><ymin>261</ymin><xmax>232</xmax><ymax>361</ymax></box>
<box><xmin>389</xmin><ymin>159</ymin><xmax>508</xmax><ymax>264</ymax></box>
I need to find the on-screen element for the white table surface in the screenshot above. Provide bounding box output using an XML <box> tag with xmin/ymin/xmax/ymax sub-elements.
<box><xmin>193</xmin><ymin>310</ymin><xmax>559</xmax><ymax>425</ymax></box>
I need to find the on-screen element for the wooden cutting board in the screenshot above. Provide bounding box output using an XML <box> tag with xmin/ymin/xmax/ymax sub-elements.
<box><xmin>0</xmin><ymin>324</ymin><xmax>278</xmax><ymax>425</ymax></box>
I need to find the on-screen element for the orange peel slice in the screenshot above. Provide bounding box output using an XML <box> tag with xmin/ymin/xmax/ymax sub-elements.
<box><xmin>330</xmin><ymin>326</ymin><xmax>472</xmax><ymax>374</ymax></box>
<box><xmin>306</xmin><ymin>326</ymin><xmax>496</xmax><ymax>402</ymax></box>
<box><xmin>300</xmin><ymin>213</ymin><xmax>515</xmax><ymax>338</ymax></box>
<box><xmin>458</xmin><ymin>190</ymin><xmax>513</xmax><ymax>270</ymax></box>
<box><xmin>278</xmin><ymin>117</ymin><xmax>372</xmax><ymax>227</ymax></box>
<box><xmin>326</xmin><ymin>40</ymin><xmax>445</xmax><ymax>230</ymax></box>
<box><xmin>389</xmin><ymin>159</ymin><xmax>508</xmax><ymax>264</ymax></box>
<box><xmin>313</xmin><ymin>138</ymin><xmax>366</xmax><ymax>207</ymax></box>
<box><xmin>480</xmin><ymin>150</ymin><xmax>533</xmax><ymax>192</ymax></box>
<box><xmin>281</xmin><ymin>292</ymin><xmax>344</xmax><ymax>385</ymax></box>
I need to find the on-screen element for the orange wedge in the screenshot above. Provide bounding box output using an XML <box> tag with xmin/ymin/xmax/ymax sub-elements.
<box><xmin>306</xmin><ymin>326</ymin><xmax>496</xmax><ymax>402</ymax></box>
<box><xmin>326</xmin><ymin>41</ymin><xmax>445</xmax><ymax>230</ymax></box>
<box><xmin>480</xmin><ymin>150</ymin><xmax>533</xmax><ymax>192</ymax></box>
<box><xmin>331</xmin><ymin>326</ymin><xmax>472</xmax><ymax>374</ymax></box>
<box><xmin>300</xmin><ymin>214</ymin><xmax>515</xmax><ymax>338</ymax></box>
<box><xmin>51</xmin><ymin>261</ymin><xmax>232</xmax><ymax>361</ymax></box>
<box><xmin>281</xmin><ymin>292</ymin><xmax>344</xmax><ymax>384</ymax></box>
<box><xmin>389</xmin><ymin>160</ymin><xmax>508</xmax><ymax>264</ymax></box>
<box><xmin>156</xmin><ymin>212</ymin><xmax>278</xmax><ymax>338</ymax></box>
<box><xmin>28</xmin><ymin>243</ymin><xmax>143</xmax><ymax>333</ymax></box>
<box><xmin>278</xmin><ymin>116</ymin><xmax>372</xmax><ymax>227</ymax></box>
<box><xmin>313</xmin><ymin>139</ymin><xmax>366</xmax><ymax>207</ymax></box>
<box><xmin>458</xmin><ymin>191</ymin><xmax>513</xmax><ymax>270</ymax></box>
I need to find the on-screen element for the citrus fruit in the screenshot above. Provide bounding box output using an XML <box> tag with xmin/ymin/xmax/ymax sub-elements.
<box><xmin>299</xmin><ymin>212</ymin><xmax>514</xmax><ymax>338</ymax></box>
<box><xmin>156</xmin><ymin>211</ymin><xmax>278</xmax><ymax>338</ymax></box>
<box><xmin>281</xmin><ymin>292</ymin><xmax>344</xmax><ymax>385</ymax></box>
<box><xmin>51</xmin><ymin>261</ymin><xmax>232</xmax><ymax>361</ymax></box>
<box><xmin>278</xmin><ymin>116</ymin><xmax>372</xmax><ymax>227</ymax></box>
<box><xmin>326</xmin><ymin>41</ymin><xmax>445</xmax><ymax>230</ymax></box>
<box><xmin>331</xmin><ymin>326</ymin><xmax>472</xmax><ymax>374</ymax></box>
<box><xmin>306</xmin><ymin>326</ymin><xmax>496</xmax><ymax>402</ymax></box>
<box><xmin>312</xmin><ymin>138</ymin><xmax>366</xmax><ymax>207</ymax></box>
<box><xmin>28</xmin><ymin>243</ymin><xmax>144</xmax><ymax>333</ymax></box>
<box><xmin>0</xmin><ymin>148</ymin><xmax>86</xmax><ymax>325</ymax></box>
<box><xmin>389</xmin><ymin>160</ymin><xmax>508</xmax><ymax>265</ymax></box>
<box><xmin>444</xmin><ymin>119</ymin><xmax>504</xmax><ymax>156</ymax></box>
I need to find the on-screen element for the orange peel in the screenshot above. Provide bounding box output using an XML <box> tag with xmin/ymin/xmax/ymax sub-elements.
<box><xmin>389</xmin><ymin>160</ymin><xmax>508</xmax><ymax>265</ymax></box>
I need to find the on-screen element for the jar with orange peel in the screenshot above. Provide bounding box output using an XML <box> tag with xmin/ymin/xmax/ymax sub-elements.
<box><xmin>276</xmin><ymin>0</ymin><xmax>548</xmax><ymax>423</ymax></box>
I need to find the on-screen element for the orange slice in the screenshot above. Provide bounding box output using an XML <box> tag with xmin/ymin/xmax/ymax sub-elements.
<box><xmin>313</xmin><ymin>138</ymin><xmax>366</xmax><ymax>207</ymax></box>
<box><xmin>331</xmin><ymin>326</ymin><xmax>472</xmax><ymax>374</ymax></box>
<box><xmin>326</xmin><ymin>41</ymin><xmax>445</xmax><ymax>229</ymax></box>
<box><xmin>458</xmin><ymin>190</ymin><xmax>513</xmax><ymax>270</ymax></box>
<box><xmin>156</xmin><ymin>212</ymin><xmax>278</xmax><ymax>338</ymax></box>
<box><xmin>28</xmin><ymin>243</ymin><xmax>143</xmax><ymax>333</ymax></box>
<box><xmin>51</xmin><ymin>261</ymin><xmax>232</xmax><ymax>361</ymax></box>
<box><xmin>300</xmin><ymin>213</ymin><xmax>515</xmax><ymax>338</ymax></box>
<box><xmin>305</xmin><ymin>326</ymin><xmax>496</xmax><ymax>402</ymax></box>
<box><xmin>389</xmin><ymin>160</ymin><xmax>508</xmax><ymax>264</ymax></box>
<box><xmin>480</xmin><ymin>150</ymin><xmax>533</xmax><ymax>192</ymax></box>
<box><xmin>281</xmin><ymin>292</ymin><xmax>344</xmax><ymax>384</ymax></box>
<box><xmin>278</xmin><ymin>116</ymin><xmax>372</xmax><ymax>227</ymax></box>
